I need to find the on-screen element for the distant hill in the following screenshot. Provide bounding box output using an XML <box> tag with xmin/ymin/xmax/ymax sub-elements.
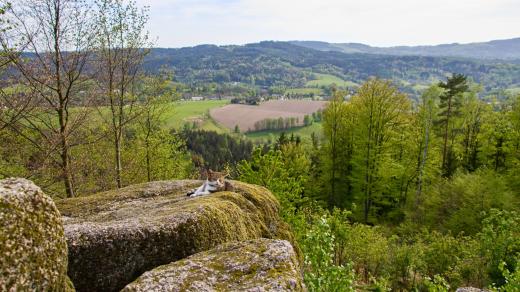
<box><xmin>145</xmin><ymin>41</ymin><xmax>520</xmax><ymax>96</ymax></box>
<box><xmin>290</xmin><ymin>38</ymin><xmax>520</xmax><ymax>60</ymax></box>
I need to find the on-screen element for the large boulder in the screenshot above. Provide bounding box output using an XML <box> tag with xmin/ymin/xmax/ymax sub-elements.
<box><xmin>56</xmin><ymin>180</ymin><xmax>292</xmax><ymax>292</ymax></box>
<box><xmin>122</xmin><ymin>238</ymin><xmax>305</xmax><ymax>292</ymax></box>
<box><xmin>0</xmin><ymin>178</ymin><xmax>73</xmax><ymax>291</ymax></box>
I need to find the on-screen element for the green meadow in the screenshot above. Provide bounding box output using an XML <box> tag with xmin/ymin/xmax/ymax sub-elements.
<box><xmin>305</xmin><ymin>73</ymin><xmax>358</xmax><ymax>88</ymax></box>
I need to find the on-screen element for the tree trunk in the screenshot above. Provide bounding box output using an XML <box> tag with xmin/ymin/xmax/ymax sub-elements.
<box><xmin>416</xmin><ymin>109</ymin><xmax>431</xmax><ymax>206</ymax></box>
<box><xmin>115</xmin><ymin>130</ymin><xmax>123</xmax><ymax>188</ymax></box>
<box><xmin>442</xmin><ymin>96</ymin><xmax>452</xmax><ymax>175</ymax></box>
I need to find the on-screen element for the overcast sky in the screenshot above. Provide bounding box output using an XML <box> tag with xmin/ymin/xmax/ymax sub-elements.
<box><xmin>136</xmin><ymin>0</ymin><xmax>520</xmax><ymax>48</ymax></box>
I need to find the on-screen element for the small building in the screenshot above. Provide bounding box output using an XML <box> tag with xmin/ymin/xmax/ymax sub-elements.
<box><xmin>191</xmin><ymin>96</ymin><xmax>204</xmax><ymax>101</ymax></box>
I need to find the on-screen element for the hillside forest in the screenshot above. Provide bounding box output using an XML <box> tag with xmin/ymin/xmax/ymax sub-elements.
<box><xmin>0</xmin><ymin>0</ymin><xmax>519</xmax><ymax>291</ymax></box>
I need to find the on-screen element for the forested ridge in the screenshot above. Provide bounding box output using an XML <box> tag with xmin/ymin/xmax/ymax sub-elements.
<box><xmin>145</xmin><ymin>41</ymin><xmax>520</xmax><ymax>96</ymax></box>
<box><xmin>291</xmin><ymin>38</ymin><xmax>520</xmax><ymax>60</ymax></box>
<box><xmin>0</xmin><ymin>0</ymin><xmax>519</xmax><ymax>291</ymax></box>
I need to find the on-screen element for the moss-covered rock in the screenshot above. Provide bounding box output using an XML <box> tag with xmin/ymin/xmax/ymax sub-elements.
<box><xmin>122</xmin><ymin>238</ymin><xmax>305</xmax><ymax>291</ymax></box>
<box><xmin>56</xmin><ymin>180</ymin><xmax>292</xmax><ymax>292</ymax></box>
<box><xmin>0</xmin><ymin>178</ymin><xmax>73</xmax><ymax>291</ymax></box>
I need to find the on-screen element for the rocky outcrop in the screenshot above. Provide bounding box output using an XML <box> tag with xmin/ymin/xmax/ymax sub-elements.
<box><xmin>56</xmin><ymin>180</ymin><xmax>293</xmax><ymax>292</ymax></box>
<box><xmin>122</xmin><ymin>238</ymin><xmax>304</xmax><ymax>292</ymax></box>
<box><xmin>0</xmin><ymin>178</ymin><xmax>73</xmax><ymax>291</ymax></box>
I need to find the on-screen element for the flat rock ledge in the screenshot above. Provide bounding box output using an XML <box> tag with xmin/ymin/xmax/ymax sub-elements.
<box><xmin>56</xmin><ymin>180</ymin><xmax>293</xmax><ymax>292</ymax></box>
<box><xmin>122</xmin><ymin>238</ymin><xmax>305</xmax><ymax>292</ymax></box>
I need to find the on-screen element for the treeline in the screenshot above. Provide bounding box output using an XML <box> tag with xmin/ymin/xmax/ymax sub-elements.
<box><xmin>253</xmin><ymin>117</ymin><xmax>299</xmax><ymax>132</ymax></box>
<box><xmin>237</xmin><ymin>76</ymin><xmax>520</xmax><ymax>290</ymax></box>
<box><xmin>252</xmin><ymin>110</ymin><xmax>323</xmax><ymax>132</ymax></box>
<box><xmin>179</xmin><ymin>129</ymin><xmax>253</xmax><ymax>171</ymax></box>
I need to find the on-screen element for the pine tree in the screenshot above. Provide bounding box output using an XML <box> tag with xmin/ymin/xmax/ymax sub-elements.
<box><xmin>438</xmin><ymin>74</ymin><xmax>468</xmax><ymax>177</ymax></box>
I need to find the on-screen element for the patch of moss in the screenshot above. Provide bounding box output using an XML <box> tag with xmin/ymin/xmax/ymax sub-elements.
<box><xmin>122</xmin><ymin>239</ymin><xmax>304</xmax><ymax>291</ymax></box>
<box><xmin>0</xmin><ymin>178</ymin><xmax>73</xmax><ymax>291</ymax></box>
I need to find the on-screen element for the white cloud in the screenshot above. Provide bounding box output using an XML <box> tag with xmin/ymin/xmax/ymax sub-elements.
<box><xmin>137</xmin><ymin>0</ymin><xmax>520</xmax><ymax>47</ymax></box>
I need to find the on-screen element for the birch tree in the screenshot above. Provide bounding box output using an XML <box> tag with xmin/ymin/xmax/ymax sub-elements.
<box><xmin>93</xmin><ymin>0</ymin><xmax>150</xmax><ymax>188</ymax></box>
<box><xmin>0</xmin><ymin>0</ymin><xmax>94</xmax><ymax>197</ymax></box>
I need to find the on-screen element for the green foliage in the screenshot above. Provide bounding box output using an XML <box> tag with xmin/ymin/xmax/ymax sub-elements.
<box><xmin>479</xmin><ymin>209</ymin><xmax>520</xmax><ymax>287</ymax></box>
<box><xmin>253</xmin><ymin>116</ymin><xmax>300</xmax><ymax>132</ymax></box>
<box><xmin>438</xmin><ymin>73</ymin><xmax>469</xmax><ymax>177</ymax></box>
<box><xmin>423</xmin><ymin>275</ymin><xmax>451</xmax><ymax>292</ymax></box>
<box><xmin>302</xmin><ymin>215</ymin><xmax>356</xmax><ymax>292</ymax></box>
<box><xmin>181</xmin><ymin>129</ymin><xmax>253</xmax><ymax>172</ymax></box>
<box><xmin>422</xmin><ymin>170</ymin><xmax>515</xmax><ymax>235</ymax></box>
<box><xmin>491</xmin><ymin>260</ymin><xmax>520</xmax><ymax>292</ymax></box>
<box><xmin>238</xmin><ymin>143</ymin><xmax>309</xmax><ymax>217</ymax></box>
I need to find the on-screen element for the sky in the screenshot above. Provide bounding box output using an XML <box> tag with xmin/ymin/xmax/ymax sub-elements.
<box><xmin>136</xmin><ymin>0</ymin><xmax>520</xmax><ymax>48</ymax></box>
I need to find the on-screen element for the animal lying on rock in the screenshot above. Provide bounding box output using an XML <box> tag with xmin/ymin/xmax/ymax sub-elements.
<box><xmin>187</xmin><ymin>169</ymin><xmax>234</xmax><ymax>197</ymax></box>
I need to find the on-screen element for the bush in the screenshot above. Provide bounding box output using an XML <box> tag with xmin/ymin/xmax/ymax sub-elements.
<box><xmin>479</xmin><ymin>209</ymin><xmax>520</xmax><ymax>287</ymax></box>
<box><xmin>302</xmin><ymin>215</ymin><xmax>356</xmax><ymax>292</ymax></box>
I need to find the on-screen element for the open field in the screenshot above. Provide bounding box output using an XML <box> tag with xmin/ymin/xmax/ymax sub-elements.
<box><xmin>162</xmin><ymin>100</ymin><xmax>229</xmax><ymax>131</ymax></box>
<box><xmin>209</xmin><ymin>100</ymin><xmax>327</xmax><ymax>132</ymax></box>
<box><xmin>305</xmin><ymin>73</ymin><xmax>359</xmax><ymax>88</ymax></box>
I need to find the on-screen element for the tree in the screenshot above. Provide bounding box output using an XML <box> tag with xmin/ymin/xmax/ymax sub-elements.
<box><xmin>93</xmin><ymin>0</ymin><xmax>150</xmax><ymax>188</ymax></box>
<box><xmin>350</xmin><ymin>79</ymin><xmax>410</xmax><ymax>223</ymax></box>
<box><xmin>1</xmin><ymin>0</ymin><xmax>94</xmax><ymax>197</ymax></box>
<box><xmin>321</xmin><ymin>89</ymin><xmax>350</xmax><ymax>208</ymax></box>
<box><xmin>414</xmin><ymin>85</ymin><xmax>441</xmax><ymax>210</ymax></box>
<box><xmin>438</xmin><ymin>74</ymin><xmax>468</xmax><ymax>177</ymax></box>
<box><xmin>137</xmin><ymin>71</ymin><xmax>176</xmax><ymax>182</ymax></box>
<box><xmin>460</xmin><ymin>86</ymin><xmax>484</xmax><ymax>172</ymax></box>
<box><xmin>238</xmin><ymin>143</ymin><xmax>310</xmax><ymax>217</ymax></box>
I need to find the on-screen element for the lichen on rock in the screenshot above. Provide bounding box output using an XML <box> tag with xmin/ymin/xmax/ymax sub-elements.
<box><xmin>0</xmin><ymin>178</ymin><xmax>73</xmax><ymax>291</ymax></box>
<box><xmin>122</xmin><ymin>238</ymin><xmax>305</xmax><ymax>292</ymax></box>
<box><xmin>56</xmin><ymin>180</ymin><xmax>293</xmax><ymax>292</ymax></box>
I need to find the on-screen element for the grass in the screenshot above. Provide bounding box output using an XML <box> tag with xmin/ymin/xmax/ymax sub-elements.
<box><xmin>245</xmin><ymin>122</ymin><xmax>323</xmax><ymax>144</ymax></box>
<box><xmin>305</xmin><ymin>73</ymin><xmax>358</xmax><ymax>88</ymax></box>
<box><xmin>162</xmin><ymin>100</ymin><xmax>229</xmax><ymax>130</ymax></box>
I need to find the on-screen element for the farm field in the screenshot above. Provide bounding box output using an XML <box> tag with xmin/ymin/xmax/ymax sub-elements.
<box><xmin>162</xmin><ymin>100</ymin><xmax>229</xmax><ymax>131</ymax></box>
<box><xmin>209</xmin><ymin>100</ymin><xmax>327</xmax><ymax>133</ymax></box>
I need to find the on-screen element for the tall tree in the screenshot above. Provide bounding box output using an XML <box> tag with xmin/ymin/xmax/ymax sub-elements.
<box><xmin>93</xmin><ymin>0</ymin><xmax>150</xmax><ymax>188</ymax></box>
<box><xmin>350</xmin><ymin>79</ymin><xmax>410</xmax><ymax>223</ymax></box>
<box><xmin>411</xmin><ymin>85</ymin><xmax>442</xmax><ymax>221</ymax></box>
<box><xmin>0</xmin><ymin>0</ymin><xmax>94</xmax><ymax>197</ymax></box>
<box><xmin>321</xmin><ymin>89</ymin><xmax>350</xmax><ymax>208</ymax></box>
<box><xmin>460</xmin><ymin>87</ymin><xmax>484</xmax><ymax>172</ymax></box>
<box><xmin>438</xmin><ymin>73</ymin><xmax>468</xmax><ymax>177</ymax></box>
<box><xmin>137</xmin><ymin>71</ymin><xmax>176</xmax><ymax>182</ymax></box>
